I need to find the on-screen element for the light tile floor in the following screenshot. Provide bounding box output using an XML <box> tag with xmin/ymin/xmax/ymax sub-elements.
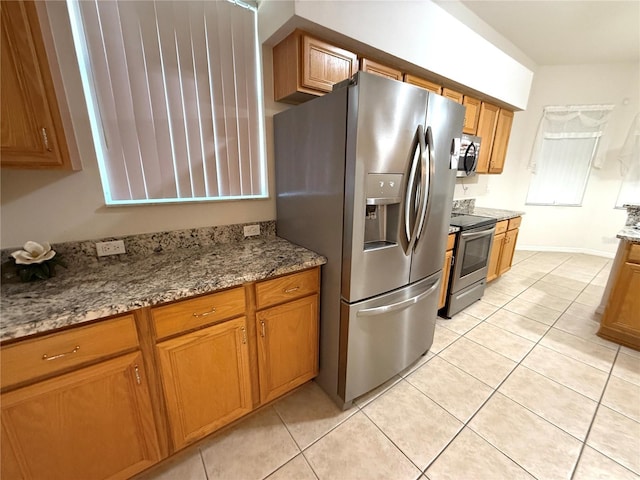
<box><xmin>136</xmin><ymin>251</ymin><xmax>640</xmax><ymax>480</ymax></box>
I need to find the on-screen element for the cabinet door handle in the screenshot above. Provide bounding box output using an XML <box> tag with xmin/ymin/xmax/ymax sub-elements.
<box><xmin>241</xmin><ymin>327</ymin><xmax>247</xmax><ymax>344</ymax></box>
<box><xmin>260</xmin><ymin>320</ymin><xmax>266</xmax><ymax>337</ymax></box>
<box><xmin>134</xmin><ymin>364</ymin><xmax>141</xmax><ymax>385</ymax></box>
<box><xmin>41</xmin><ymin>127</ymin><xmax>52</xmax><ymax>151</ymax></box>
<box><xmin>283</xmin><ymin>286</ymin><xmax>300</xmax><ymax>294</ymax></box>
<box><xmin>193</xmin><ymin>307</ymin><xmax>216</xmax><ymax>318</ymax></box>
<box><xmin>42</xmin><ymin>345</ymin><xmax>80</xmax><ymax>361</ymax></box>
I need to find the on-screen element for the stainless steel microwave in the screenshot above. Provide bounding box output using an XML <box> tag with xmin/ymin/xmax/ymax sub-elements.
<box><xmin>456</xmin><ymin>134</ymin><xmax>481</xmax><ymax>177</ymax></box>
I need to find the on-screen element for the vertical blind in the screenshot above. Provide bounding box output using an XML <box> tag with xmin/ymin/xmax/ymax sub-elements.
<box><xmin>68</xmin><ymin>0</ymin><xmax>266</xmax><ymax>204</ymax></box>
<box><xmin>526</xmin><ymin>105</ymin><xmax>613</xmax><ymax>206</ymax></box>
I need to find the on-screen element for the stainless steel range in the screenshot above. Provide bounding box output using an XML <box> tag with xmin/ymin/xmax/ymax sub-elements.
<box><xmin>440</xmin><ymin>214</ymin><xmax>497</xmax><ymax>318</ymax></box>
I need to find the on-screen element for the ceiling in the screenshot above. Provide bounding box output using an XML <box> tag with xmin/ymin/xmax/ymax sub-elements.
<box><xmin>452</xmin><ymin>1</ymin><xmax>640</xmax><ymax>66</ymax></box>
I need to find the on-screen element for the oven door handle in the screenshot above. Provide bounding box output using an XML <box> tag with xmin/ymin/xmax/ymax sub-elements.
<box><xmin>461</xmin><ymin>226</ymin><xmax>496</xmax><ymax>240</ymax></box>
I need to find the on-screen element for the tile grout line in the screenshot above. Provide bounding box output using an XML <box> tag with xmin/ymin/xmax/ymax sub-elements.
<box><xmin>421</xmin><ymin>252</ymin><xmax>613</xmax><ymax>478</ymax></box>
<box><xmin>198</xmin><ymin>449</ymin><xmax>210</xmax><ymax>480</ymax></box>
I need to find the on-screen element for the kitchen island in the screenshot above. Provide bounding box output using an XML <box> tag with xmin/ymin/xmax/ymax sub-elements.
<box><xmin>597</xmin><ymin>204</ymin><xmax>640</xmax><ymax>350</ymax></box>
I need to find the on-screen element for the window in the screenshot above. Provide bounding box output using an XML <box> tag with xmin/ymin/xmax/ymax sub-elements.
<box><xmin>526</xmin><ymin>105</ymin><xmax>613</xmax><ymax>206</ymax></box>
<box><xmin>67</xmin><ymin>0</ymin><xmax>266</xmax><ymax>205</ymax></box>
<box><xmin>615</xmin><ymin>113</ymin><xmax>640</xmax><ymax>208</ymax></box>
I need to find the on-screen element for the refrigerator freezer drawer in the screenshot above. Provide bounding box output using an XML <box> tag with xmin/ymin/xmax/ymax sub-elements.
<box><xmin>339</xmin><ymin>272</ymin><xmax>441</xmax><ymax>404</ymax></box>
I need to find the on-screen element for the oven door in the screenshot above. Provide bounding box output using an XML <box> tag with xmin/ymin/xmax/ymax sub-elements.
<box><xmin>451</xmin><ymin>225</ymin><xmax>496</xmax><ymax>292</ymax></box>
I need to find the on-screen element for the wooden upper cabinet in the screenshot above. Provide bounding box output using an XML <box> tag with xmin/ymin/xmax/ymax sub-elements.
<box><xmin>475</xmin><ymin>102</ymin><xmax>500</xmax><ymax>173</ymax></box>
<box><xmin>442</xmin><ymin>88</ymin><xmax>463</xmax><ymax>104</ymax></box>
<box><xmin>273</xmin><ymin>30</ymin><xmax>358</xmax><ymax>104</ymax></box>
<box><xmin>403</xmin><ymin>74</ymin><xmax>442</xmax><ymax>94</ymax></box>
<box><xmin>489</xmin><ymin>109</ymin><xmax>514</xmax><ymax>174</ymax></box>
<box><xmin>462</xmin><ymin>96</ymin><xmax>481</xmax><ymax>135</ymax></box>
<box><xmin>1</xmin><ymin>1</ymin><xmax>74</xmax><ymax>169</ymax></box>
<box><xmin>360</xmin><ymin>58</ymin><xmax>402</xmax><ymax>81</ymax></box>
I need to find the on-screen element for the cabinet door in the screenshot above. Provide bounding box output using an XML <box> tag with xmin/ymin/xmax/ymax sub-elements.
<box><xmin>256</xmin><ymin>295</ymin><xmax>319</xmax><ymax>404</ymax></box>
<box><xmin>301</xmin><ymin>35</ymin><xmax>358</xmax><ymax>93</ymax></box>
<box><xmin>442</xmin><ymin>88</ymin><xmax>463</xmax><ymax>104</ymax></box>
<box><xmin>498</xmin><ymin>229</ymin><xmax>519</xmax><ymax>276</ymax></box>
<box><xmin>439</xmin><ymin>249</ymin><xmax>454</xmax><ymax>309</ymax></box>
<box><xmin>0</xmin><ymin>1</ymin><xmax>72</xmax><ymax>169</ymax></box>
<box><xmin>462</xmin><ymin>96</ymin><xmax>481</xmax><ymax>135</ymax></box>
<box><xmin>403</xmin><ymin>74</ymin><xmax>441</xmax><ymax>94</ymax></box>
<box><xmin>602</xmin><ymin>261</ymin><xmax>640</xmax><ymax>336</ymax></box>
<box><xmin>487</xmin><ymin>232</ymin><xmax>505</xmax><ymax>282</ymax></box>
<box><xmin>1</xmin><ymin>352</ymin><xmax>160</xmax><ymax>480</ymax></box>
<box><xmin>489</xmin><ymin>109</ymin><xmax>514</xmax><ymax>174</ymax></box>
<box><xmin>156</xmin><ymin>317</ymin><xmax>252</xmax><ymax>450</ymax></box>
<box><xmin>360</xmin><ymin>58</ymin><xmax>402</xmax><ymax>81</ymax></box>
<box><xmin>475</xmin><ymin>102</ymin><xmax>500</xmax><ymax>173</ymax></box>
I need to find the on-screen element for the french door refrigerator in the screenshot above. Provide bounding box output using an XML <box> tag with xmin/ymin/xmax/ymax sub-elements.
<box><xmin>275</xmin><ymin>72</ymin><xmax>464</xmax><ymax>408</ymax></box>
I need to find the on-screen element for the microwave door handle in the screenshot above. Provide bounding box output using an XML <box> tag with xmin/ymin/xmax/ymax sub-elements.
<box><xmin>414</xmin><ymin>125</ymin><xmax>434</xmax><ymax>246</ymax></box>
<box><xmin>404</xmin><ymin>125</ymin><xmax>424</xmax><ymax>252</ymax></box>
<box><xmin>465</xmin><ymin>143</ymin><xmax>476</xmax><ymax>175</ymax></box>
<box><xmin>356</xmin><ymin>278</ymin><xmax>441</xmax><ymax>317</ymax></box>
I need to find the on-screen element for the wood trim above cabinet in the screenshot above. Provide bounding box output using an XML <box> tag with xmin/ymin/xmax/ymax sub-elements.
<box><xmin>360</xmin><ymin>58</ymin><xmax>402</xmax><ymax>81</ymax></box>
<box><xmin>403</xmin><ymin>74</ymin><xmax>442</xmax><ymax>94</ymax></box>
<box><xmin>0</xmin><ymin>1</ymin><xmax>75</xmax><ymax>170</ymax></box>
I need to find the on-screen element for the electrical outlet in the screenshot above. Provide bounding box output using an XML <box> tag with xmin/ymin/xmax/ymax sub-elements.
<box><xmin>243</xmin><ymin>224</ymin><xmax>260</xmax><ymax>237</ymax></box>
<box><xmin>96</xmin><ymin>240</ymin><xmax>126</xmax><ymax>257</ymax></box>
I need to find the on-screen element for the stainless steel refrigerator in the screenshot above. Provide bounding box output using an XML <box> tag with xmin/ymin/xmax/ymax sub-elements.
<box><xmin>275</xmin><ymin>72</ymin><xmax>464</xmax><ymax>408</ymax></box>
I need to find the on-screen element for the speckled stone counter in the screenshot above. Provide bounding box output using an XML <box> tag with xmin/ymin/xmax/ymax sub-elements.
<box><xmin>617</xmin><ymin>227</ymin><xmax>640</xmax><ymax>244</ymax></box>
<box><xmin>0</xmin><ymin>237</ymin><xmax>326</xmax><ymax>342</ymax></box>
<box><xmin>448</xmin><ymin>226</ymin><xmax>460</xmax><ymax>234</ymax></box>
<box><xmin>466</xmin><ymin>207</ymin><xmax>525</xmax><ymax>222</ymax></box>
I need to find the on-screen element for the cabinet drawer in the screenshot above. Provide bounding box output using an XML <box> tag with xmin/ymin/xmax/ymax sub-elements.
<box><xmin>508</xmin><ymin>216</ymin><xmax>522</xmax><ymax>230</ymax></box>
<box><xmin>495</xmin><ymin>220</ymin><xmax>509</xmax><ymax>235</ymax></box>
<box><xmin>256</xmin><ymin>268</ymin><xmax>319</xmax><ymax>310</ymax></box>
<box><xmin>446</xmin><ymin>233</ymin><xmax>456</xmax><ymax>251</ymax></box>
<box><xmin>1</xmin><ymin>314</ymin><xmax>138</xmax><ymax>390</ymax></box>
<box><xmin>628</xmin><ymin>243</ymin><xmax>640</xmax><ymax>264</ymax></box>
<box><xmin>152</xmin><ymin>287</ymin><xmax>245</xmax><ymax>340</ymax></box>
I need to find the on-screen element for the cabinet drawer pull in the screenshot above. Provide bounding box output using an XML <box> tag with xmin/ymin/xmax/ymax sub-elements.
<box><xmin>42</xmin><ymin>345</ymin><xmax>80</xmax><ymax>361</ymax></box>
<box><xmin>192</xmin><ymin>307</ymin><xmax>216</xmax><ymax>318</ymax></box>
<box><xmin>260</xmin><ymin>320</ymin><xmax>266</xmax><ymax>337</ymax></box>
<box><xmin>283</xmin><ymin>286</ymin><xmax>300</xmax><ymax>294</ymax></box>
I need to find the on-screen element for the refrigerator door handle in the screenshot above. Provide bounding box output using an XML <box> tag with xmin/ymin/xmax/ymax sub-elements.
<box><xmin>414</xmin><ymin>125</ymin><xmax>434</xmax><ymax>246</ymax></box>
<box><xmin>405</xmin><ymin>125</ymin><xmax>425</xmax><ymax>253</ymax></box>
<box><xmin>356</xmin><ymin>278</ymin><xmax>441</xmax><ymax>317</ymax></box>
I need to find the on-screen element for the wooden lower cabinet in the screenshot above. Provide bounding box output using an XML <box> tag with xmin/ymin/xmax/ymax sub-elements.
<box><xmin>439</xmin><ymin>234</ymin><xmax>456</xmax><ymax>309</ymax></box>
<box><xmin>487</xmin><ymin>217</ymin><xmax>521</xmax><ymax>282</ymax></box>
<box><xmin>256</xmin><ymin>295</ymin><xmax>319</xmax><ymax>403</ymax></box>
<box><xmin>155</xmin><ymin>317</ymin><xmax>252</xmax><ymax>450</ymax></box>
<box><xmin>1</xmin><ymin>352</ymin><xmax>160</xmax><ymax>480</ymax></box>
<box><xmin>598</xmin><ymin>242</ymin><xmax>640</xmax><ymax>349</ymax></box>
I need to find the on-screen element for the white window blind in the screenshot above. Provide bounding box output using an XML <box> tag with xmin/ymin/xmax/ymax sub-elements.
<box><xmin>526</xmin><ymin>105</ymin><xmax>613</xmax><ymax>206</ymax></box>
<box><xmin>67</xmin><ymin>0</ymin><xmax>266</xmax><ymax>205</ymax></box>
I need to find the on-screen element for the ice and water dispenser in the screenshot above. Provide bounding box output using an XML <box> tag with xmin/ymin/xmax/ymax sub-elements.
<box><xmin>364</xmin><ymin>173</ymin><xmax>403</xmax><ymax>250</ymax></box>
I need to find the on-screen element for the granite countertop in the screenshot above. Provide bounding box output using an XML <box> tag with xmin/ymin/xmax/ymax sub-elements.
<box><xmin>617</xmin><ymin>227</ymin><xmax>640</xmax><ymax>244</ymax></box>
<box><xmin>467</xmin><ymin>207</ymin><xmax>525</xmax><ymax>222</ymax></box>
<box><xmin>0</xmin><ymin>237</ymin><xmax>326</xmax><ymax>342</ymax></box>
<box><xmin>448</xmin><ymin>226</ymin><xmax>460</xmax><ymax>234</ymax></box>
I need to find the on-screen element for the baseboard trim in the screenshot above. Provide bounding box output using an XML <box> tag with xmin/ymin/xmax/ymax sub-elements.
<box><xmin>516</xmin><ymin>245</ymin><xmax>615</xmax><ymax>259</ymax></box>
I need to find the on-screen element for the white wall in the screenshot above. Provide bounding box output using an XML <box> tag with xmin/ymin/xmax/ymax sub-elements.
<box><xmin>476</xmin><ymin>63</ymin><xmax>640</xmax><ymax>256</ymax></box>
<box><xmin>259</xmin><ymin>0</ymin><xmax>534</xmax><ymax>110</ymax></box>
